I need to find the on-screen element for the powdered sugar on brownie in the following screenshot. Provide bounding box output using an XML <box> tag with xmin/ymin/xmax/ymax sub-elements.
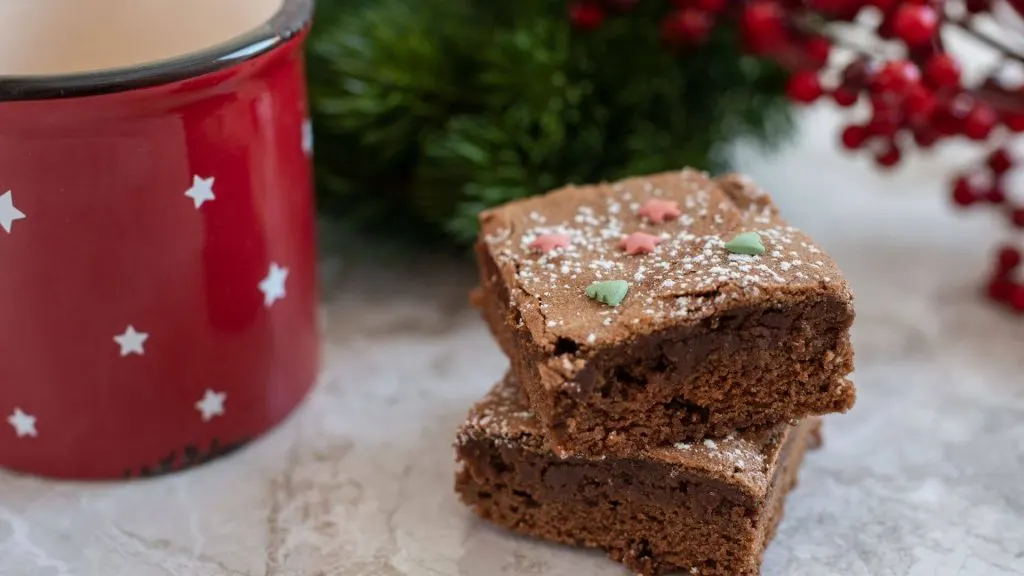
<box><xmin>654</xmin><ymin>431</ymin><xmax>775</xmax><ymax>495</ymax></box>
<box><xmin>478</xmin><ymin>169</ymin><xmax>851</xmax><ymax>349</ymax></box>
<box><xmin>456</xmin><ymin>375</ymin><xmax>537</xmax><ymax>449</ymax></box>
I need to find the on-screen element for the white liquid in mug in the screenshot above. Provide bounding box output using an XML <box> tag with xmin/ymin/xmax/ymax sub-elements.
<box><xmin>0</xmin><ymin>0</ymin><xmax>285</xmax><ymax>76</ymax></box>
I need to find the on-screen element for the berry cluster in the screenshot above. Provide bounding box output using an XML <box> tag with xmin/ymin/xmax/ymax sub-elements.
<box><xmin>567</xmin><ymin>0</ymin><xmax>1024</xmax><ymax>313</ymax></box>
<box><xmin>955</xmin><ymin>147</ymin><xmax>1024</xmax><ymax>312</ymax></box>
<box><xmin>951</xmin><ymin>147</ymin><xmax>1023</xmax><ymax>222</ymax></box>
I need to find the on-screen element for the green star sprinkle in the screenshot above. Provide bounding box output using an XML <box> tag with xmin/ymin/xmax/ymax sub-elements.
<box><xmin>724</xmin><ymin>231</ymin><xmax>765</xmax><ymax>255</ymax></box>
<box><xmin>585</xmin><ymin>280</ymin><xmax>629</xmax><ymax>307</ymax></box>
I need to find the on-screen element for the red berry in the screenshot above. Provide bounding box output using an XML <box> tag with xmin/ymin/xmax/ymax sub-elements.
<box><xmin>892</xmin><ymin>5</ymin><xmax>939</xmax><ymax>46</ymax></box>
<box><xmin>742</xmin><ymin>1</ymin><xmax>788</xmax><ymax>54</ymax></box>
<box><xmin>694</xmin><ymin>0</ymin><xmax>728</xmax><ymax>13</ymax></box>
<box><xmin>986</xmin><ymin>187</ymin><xmax>1007</xmax><ymax>204</ymax></box>
<box><xmin>831</xmin><ymin>1</ymin><xmax>865</xmax><ymax>20</ymax></box>
<box><xmin>661</xmin><ymin>9</ymin><xmax>714</xmax><ymax>45</ymax></box>
<box><xmin>924</xmin><ymin>54</ymin><xmax>961</xmax><ymax>89</ymax></box>
<box><xmin>869</xmin><ymin>87</ymin><xmax>902</xmax><ymax>113</ymax></box>
<box><xmin>841</xmin><ymin>124</ymin><xmax>867</xmax><ymax>149</ymax></box>
<box><xmin>877</xmin><ymin>17</ymin><xmax>897</xmax><ymax>40</ymax></box>
<box><xmin>904</xmin><ymin>87</ymin><xmax>937</xmax><ymax>123</ymax></box>
<box><xmin>803</xmin><ymin>36</ymin><xmax>832</xmax><ymax>68</ymax></box>
<box><xmin>988</xmin><ymin>148</ymin><xmax>1015</xmax><ymax>174</ymax></box>
<box><xmin>786</xmin><ymin>71</ymin><xmax>823</xmax><ymax>103</ymax></box>
<box><xmin>1005</xmin><ymin>112</ymin><xmax>1024</xmax><ymax>132</ymax></box>
<box><xmin>913</xmin><ymin>128</ymin><xmax>939</xmax><ymax>148</ymax></box>
<box><xmin>963</xmin><ymin>104</ymin><xmax>997</xmax><ymax>140</ymax></box>
<box><xmin>952</xmin><ymin>177</ymin><xmax>977</xmax><ymax>206</ymax></box>
<box><xmin>948</xmin><ymin>94</ymin><xmax>974</xmax><ymax>117</ymax></box>
<box><xmin>832</xmin><ymin>88</ymin><xmax>859</xmax><ymax>107</ymax></box>
<box><xmin>998</xmin><ymin>246</ymin><xmax>1022</xmax><ymax>272</ymax></box>
<box><xmin>870</xmin><ymin>0</ymin><xmax>898</xmax><ymax>10</ymax></box>
<box><xmin>1013</xmin><ymin>208</ymin><xmax>1024</xmax><ymax>228</ymax></box>
<box><xmin>841</xmin><ymin>59</ymin><xmax>870</xmax><ymax>86</ymax></box>
<box><xmin>866</xmin><ymin>107</ymin><xmax>902</xmax><ymax>137</ymax></box>
<box><xmin>872</xmin><ymin>60</ymin><xmax>921</xmax><ymax>95</ymax></box>
<box><xmin>966</xmin><ymin>0</ymin><xmax>991</xmax><ymax>12</ymax></box>
<box><xmin>569</xmin><ymin>2</ymin><xmax>605</xmax><ymax>30</ymax></box>
<box><xmin>1011</xmin><ymin>285</ymin><xmax>1024</xmax><ymax>312</ymax></box>
<box><xmin>875</xmin><ymin>143</ymin><xmax>902</xmax><ymax>168</ymax></box>
<box><xmin>932</xmin><ymin>106</ymin><xmax>962</xmax><ymax>135</ymax></box>
<box><xmin>988</xmin><ymin>279</ymin><xmax>1014</xmax><ymax>302</ymax></box>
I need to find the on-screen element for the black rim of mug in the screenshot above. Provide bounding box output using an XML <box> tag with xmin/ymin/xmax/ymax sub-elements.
<box><xmin>0</xmin><ymin>0</ymin><xmax>314</xmax><ymax>102</ymax></box>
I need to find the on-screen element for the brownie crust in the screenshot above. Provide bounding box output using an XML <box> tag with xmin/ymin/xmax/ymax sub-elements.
<box><xmin>474</xmin><ymin>169</ymin><xmax>855</xmax><ymax>456</ymax></box>
<box><xmin>454</xmin><ymin>376</ymin><xmax>821</xmax><ymax>576</ymax></box>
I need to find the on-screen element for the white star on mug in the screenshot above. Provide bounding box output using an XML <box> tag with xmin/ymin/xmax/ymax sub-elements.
<box><xmin>184</xmin><ymin>175</ymin><xmax>216</xmax><ymax>209</ymax></box>
<box><xmin>0</xmin><ymin>191</ymin><xmax>26</xmax><ymax>234</ymax></box>
<box><xmin>114</xmin><ymin>325</ymin><xmax>149</xmax><ymax>357</ymax></box>
<box><xmin>259</xmin><ymin>263</ymin><xmax>289</xmax><ymax>308</ymax></box>
<box><xmin>195</xmin><ymin>389</ymin><xmax>226</xmax><ymax>422</ymax></box>
<box><xmin>7</xmin><ymin>408</ymin><xmax>37</xmax><ymax>438</ymax></box>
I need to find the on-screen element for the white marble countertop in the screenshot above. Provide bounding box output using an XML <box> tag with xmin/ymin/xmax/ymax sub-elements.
<box><xmin>2</xmin><ymin>106</ymin><xmax>1024</xmax><ymax>576</ymax></box>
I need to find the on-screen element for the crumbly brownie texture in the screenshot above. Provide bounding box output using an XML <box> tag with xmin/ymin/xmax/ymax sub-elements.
<box><xmin>454</xmin><ymin>376</ymin><xmax>820</xmax><ymax>576</ymax></box>
<box><xmin>474</xmin><ymin>168</ymin><xmax>855</xmax><ymax>456</ymax></box>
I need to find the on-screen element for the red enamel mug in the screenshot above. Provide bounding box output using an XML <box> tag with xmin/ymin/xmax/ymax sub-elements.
<box><xmin>0</xmin><ymin>0</ymin><xmax>320</xmax><ymax>479</ymax></box>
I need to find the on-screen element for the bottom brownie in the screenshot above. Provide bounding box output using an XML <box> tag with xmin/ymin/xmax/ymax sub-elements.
<box><xmin>454</xmin><ymin>375</ymin><xmax>820</xmax><ymax>576</ymax></box>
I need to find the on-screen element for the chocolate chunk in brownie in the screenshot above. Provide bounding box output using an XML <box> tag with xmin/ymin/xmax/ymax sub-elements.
<box><xmin>454</xmin><ymin>375</ymin><xmax>820</xmax><ymax>576</ymax></box>
<box><xmin>473</xmin><ymin>168</ymin><xmax>855</xmax><ymax>456</ymax></box>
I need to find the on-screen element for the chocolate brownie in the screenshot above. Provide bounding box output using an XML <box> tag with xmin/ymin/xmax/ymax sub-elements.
<box><xmin>454</xmin><ymin>375</ymin><xmax>820</xmax><ymax>576</ymax></box>
<box><xmin>473</xmin><ymin>168</ymin><xmax>855</xmax><ymax>456</ymax></box>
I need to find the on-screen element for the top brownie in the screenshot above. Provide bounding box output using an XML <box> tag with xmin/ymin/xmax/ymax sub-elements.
<box><xmin>474</xmin><ymin>169</ymin><xmax>855</xmax><ymax>456</ymax></box>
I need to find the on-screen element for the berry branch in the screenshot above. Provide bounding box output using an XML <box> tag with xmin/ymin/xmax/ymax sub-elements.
<box><xmin>568</xmin><ymin>0</ymin><xmax>1024</xmax><ymax>313</ymax></box>
<box><xmin>948</xmin><ymin>15</ymin><xmax>1024</xmax><ymax>64</ymax></box>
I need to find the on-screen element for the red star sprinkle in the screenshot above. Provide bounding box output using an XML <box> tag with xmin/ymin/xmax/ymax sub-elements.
<box><xmin>620</xmin><ymin>232</ymin><xmax>663</xmax><ymax>255</ymax></box>
<box><xmin>638</xmin><ymin>199</ymin><xmax>682</xmax><ymax>224</ymax></box>
<box><xmin>528</xmin><ymin>233</ymin><xmax>570</xmax><ymax>254</ymax></box>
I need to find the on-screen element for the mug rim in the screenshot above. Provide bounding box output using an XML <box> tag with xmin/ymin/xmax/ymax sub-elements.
<box><xmin>0</xmin><ymin>0</ymin><xmax>313</xmax><ymax>102</ymax></box>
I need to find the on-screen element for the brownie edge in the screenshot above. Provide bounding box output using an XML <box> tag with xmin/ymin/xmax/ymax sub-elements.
<box><xmin>454</xmin><ymin>375</ymin><xmax>821</xmax><ymax>576</ymax></box>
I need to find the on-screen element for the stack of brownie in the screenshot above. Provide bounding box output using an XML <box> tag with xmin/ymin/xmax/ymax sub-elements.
<box><xmin>454</xmin><ymin>169</ymin><xmax>856</xmax><ymax>575</ymax></box>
